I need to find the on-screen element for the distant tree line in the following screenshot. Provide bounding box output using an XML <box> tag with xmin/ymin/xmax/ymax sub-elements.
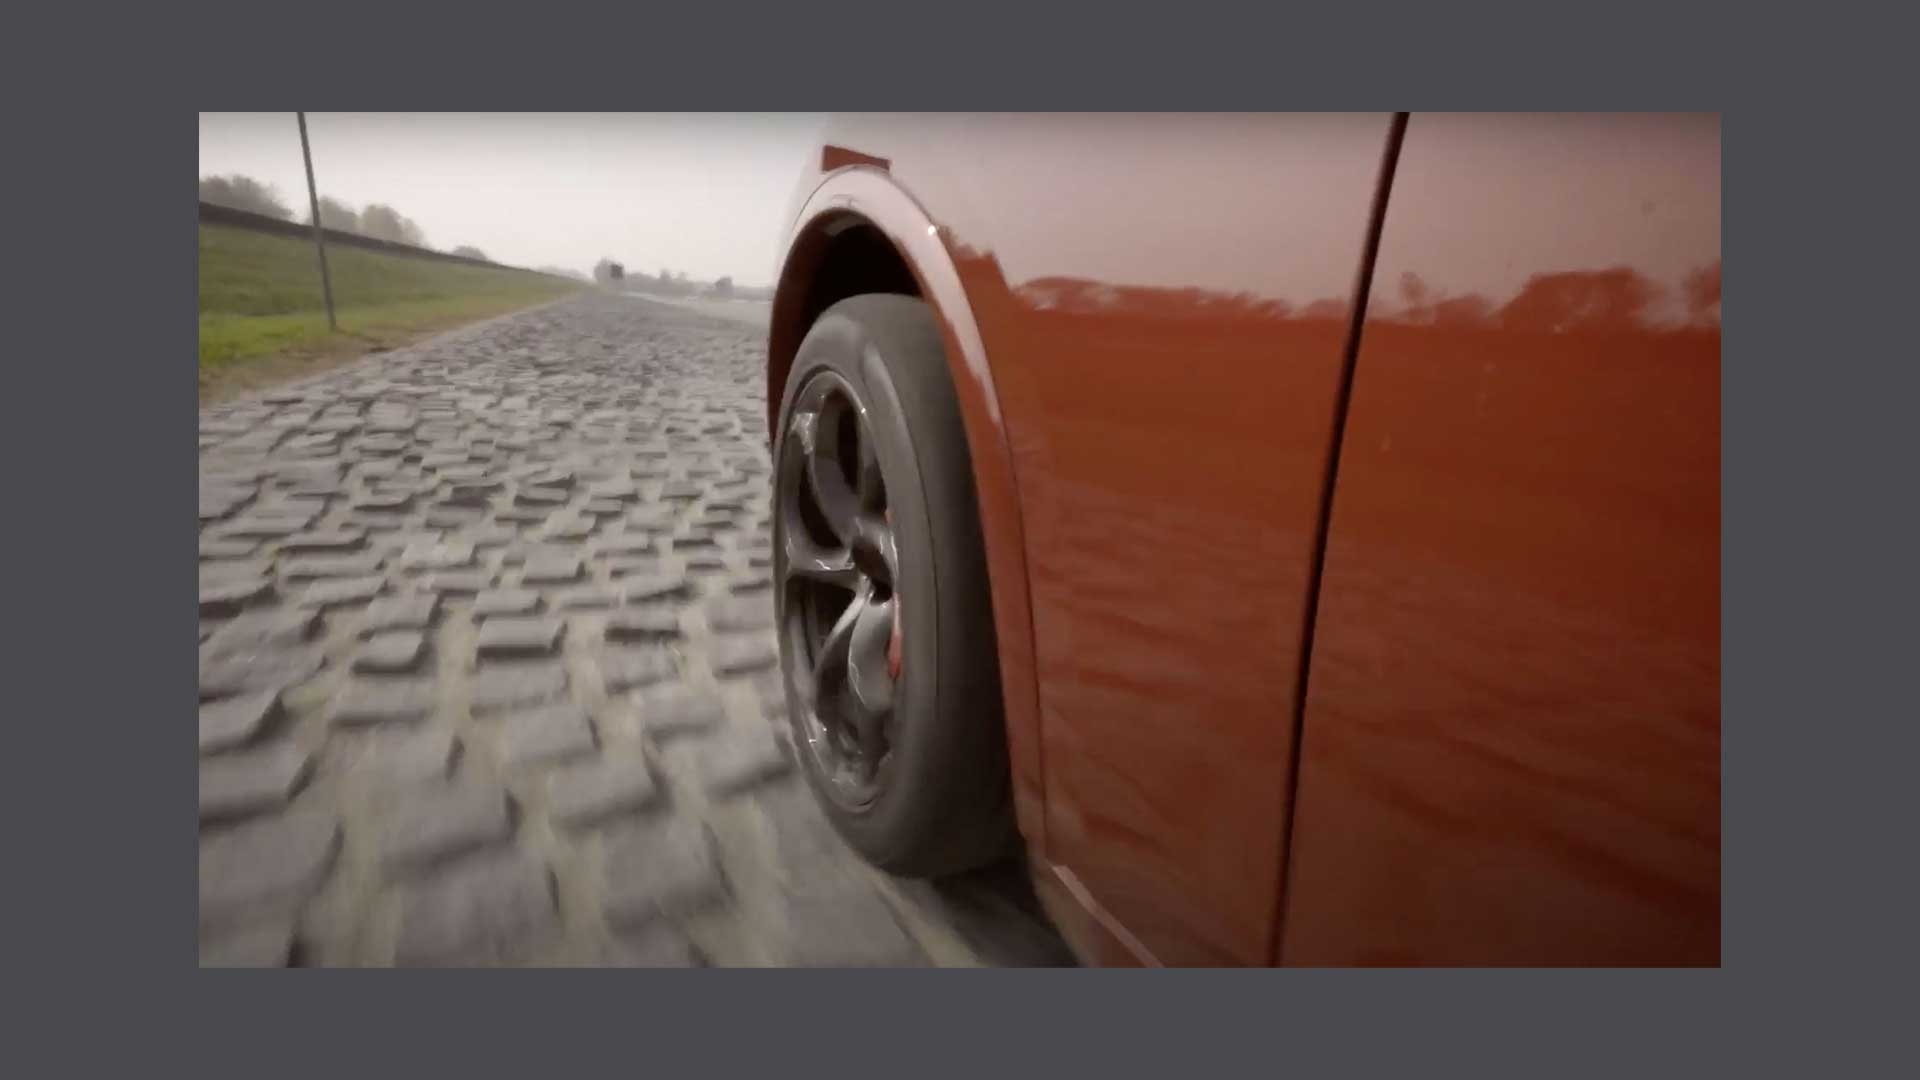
<box><xmin>591</xmin><ymin>257</ymin><xmax>769</xmax><ymax>300</ymax></box>
<box><xmin>200</xmin><ymin>172</ymin><xmax>491</xmax><ymax>259</ymax></box>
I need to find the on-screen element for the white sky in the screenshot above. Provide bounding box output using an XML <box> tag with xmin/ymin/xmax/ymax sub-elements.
<box><xmin>198</xmin><ymin>113</ymin><xmax>826</xmax><ymax>286</ymax></box>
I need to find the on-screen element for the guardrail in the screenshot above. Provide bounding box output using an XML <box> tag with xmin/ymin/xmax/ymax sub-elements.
<box><xmin>198</xmin><ymin>201</ymin><xmax>567</xmax><ymax>279</ymax></box>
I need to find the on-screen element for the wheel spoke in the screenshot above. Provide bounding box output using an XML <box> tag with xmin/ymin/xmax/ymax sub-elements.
<box><xmin>846</xmin><ymin>595</ymin><xmax>896</xmax><ymax>725</ymax></box>
<box><xmin>808</xmin><ymin>591</ymin><xmax>863</xmax><ymax>710</ymax></box>
<box><xmin>848</xmin><ymin>512</ymin><xmax>898</xmax><ymax>590</ymax></box>
<box><xmin>782</xmin><ymin>525</ymin><xmax>859</xmax><ymax>590</ymax></box>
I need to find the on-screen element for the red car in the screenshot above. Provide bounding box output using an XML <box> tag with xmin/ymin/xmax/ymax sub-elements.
<box><xmin>765</xmin><ymin>113</ymin><xmax>1720</xmax><ymax>965</ymax></box>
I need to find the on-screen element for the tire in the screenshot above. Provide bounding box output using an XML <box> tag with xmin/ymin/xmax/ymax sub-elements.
<box><xmin>772</xmin><ymin>294</ymin><xmax>1012</xmax><ymax>877</ymax></box>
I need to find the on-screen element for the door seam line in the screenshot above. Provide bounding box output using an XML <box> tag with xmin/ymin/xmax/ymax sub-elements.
<box><xmin>1269</xmin><ymin>111</ymin><xmax>1411</xmax><ymax>966</ymax></box>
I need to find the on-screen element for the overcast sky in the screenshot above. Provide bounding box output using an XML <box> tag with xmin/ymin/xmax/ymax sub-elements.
<box><xmin>198</xmin><ymin>113</ymin><xmax>826</xmax><ymax>286</ymax></box>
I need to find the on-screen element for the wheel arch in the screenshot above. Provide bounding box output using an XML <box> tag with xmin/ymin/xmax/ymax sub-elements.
<box><xmin>767</xmin><ymin>168</ymin><xmax>1048</xmax><ymax>856</ymax></box>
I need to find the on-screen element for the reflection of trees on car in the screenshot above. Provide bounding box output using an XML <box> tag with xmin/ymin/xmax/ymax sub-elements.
<box><xmin>960</xmin><ymin>235</ymin><xmax>1720</xmax><ymax>334</ymax></box>
<box><xmin>1683</xmin><ymin>260</ymin><xmax>1721</xmax><ymax>324</ymax></box>
<box><xmin>1393</xmin><ymin>264</ymin><xmax>1722</xmax><ymax>331</ymax></box>
<box><xmin>1498</xmin><ymin>267</ymin><xmax>1658</xmax><ymax>331</ymax></box>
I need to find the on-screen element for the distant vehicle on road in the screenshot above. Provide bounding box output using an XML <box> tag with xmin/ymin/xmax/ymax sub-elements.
<box><xmin>764</xmin><ymin>113</ymin><xmax>1720</xmax><ymax>966</ymax></box>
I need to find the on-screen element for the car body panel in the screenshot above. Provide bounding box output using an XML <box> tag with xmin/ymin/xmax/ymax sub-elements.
<box><xmin>1280</xmin><ymin>113</ymin><xmax>1721</xmax><ymax>964</ymax></box>
<box><xmin>769</xmin><ymin>113</ymin><xmax>1721</xmax><ymax>967</ymax></box>
<box><xmin>778</xmin><ymin>114</ymin><xmax>1397</xmax><ymax>965</ymax></box>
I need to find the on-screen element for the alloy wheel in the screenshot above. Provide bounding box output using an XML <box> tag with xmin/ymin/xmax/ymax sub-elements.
<box><xmin>775</xmin><ymin>370</ymin><xmax>903</xmax><ymax>809</ymax></box>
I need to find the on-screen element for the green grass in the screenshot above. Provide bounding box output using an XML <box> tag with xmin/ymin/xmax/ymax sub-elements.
<box><xmin>198</xmin><ymin>223</ymin><xmax>582</xmax><ymax>390</ymax></box>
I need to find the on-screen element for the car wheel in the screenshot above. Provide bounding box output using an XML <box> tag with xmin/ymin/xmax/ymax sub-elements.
<box><xmin>772</xmin><ymin>293</ymin><xmax>1012</xmax><ymax>877</ymax></box>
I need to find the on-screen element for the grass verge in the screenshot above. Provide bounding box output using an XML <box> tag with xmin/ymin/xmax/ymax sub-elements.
<box><xmin>199</xmin><ymin>222</ymin><xmax>582</xmax><ymax>403</ymax></box>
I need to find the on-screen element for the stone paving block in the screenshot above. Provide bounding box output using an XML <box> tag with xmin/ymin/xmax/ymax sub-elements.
<box><xmin>200</xmin><ymin>742</ymin><xmax>312</xmax><ymax>821</ymax></box>
<box><xmin>500</xmin><ymin>702</ymin><xmax>598</xmax><ymax>772</ymax></box>
<box><xmin>462</xmin><ymin>522</ymin><xmax>518</xmax><ymax>548</ymax></box>
<box><xmin>328</xmin><ymin>677</ymin><xmax>437</xmax><ymax>726</ymax></box>
<box><xmin>395</xmin><ymin>850</ymin><xmax>557</xmax><ymax>966</ymax></box>
<box><xmin>729</xmin><ymin>570</ymin><xmax>774</xmax><ymax>593</ymax></box>
<box><xmin>352</xmin><ymin>490</ymin><xmax>413</xmax><ymax>511</ymax></box>
<box><xmin>551</xmin><ymin>585</ymin><xmax>618</xmax><ymax>611</ymax></box>
<box><xmin>473</xmin><ymin>588</ymin><xmax>541</xmax><ymax>618</ymax></box>
<box><xmin>627</xmin><ymin>506</ymin><xmax>678</xmax><ymax>529</ymax></box>
<box><xmin>586</xmin><ymin>479</ymin><xmax>638</xmax><ymax>501</ymax></box>
<box><xmin>422</xmin><ymin>569</ymin><xmax>494</xmax><ymax>594</ymax></box>
<box><xmin>425</xmin><ymin>502</ymin><xmax>489</xmax><ymax>528</ymax></box>
<box><xmin>220</xmin><ymin>512</ymin><xmax>318</xmax><ymax>539</ymax></box>
<box><xmin>514</xmin><ymin>486</ymin><xmax>569</xmax><ymax>506</ymax></box>
<box><xmin>542</xmin><ymin>516</ymin><xmax>597</xmax><ymax>541</ymax></box>
<box><xmin>619</xmin><ymin>573</ymin><xmax>690</xmax><ymax>604</ymax></box>
<box><xmin>605</xmin><ymin>554</ymin><xmax>670</xmax><ymax>577</ymax></box>
<box><xmin>708</xmin><ymin>595</ymin><xmax>772</xmax><ymax>633</ymax></box>
<box><xmin>420</xmin><ymin>451</ymin><xmax>474</xmax><ymax>470</ymax></box>
<box><xmin>199</xmin><ymin>689</ymin><xmax>282</xmax><ymax>755</ymax></box>
<box><xmin>519</xmin><ymin>551</ymin><xmax>583</xmax><ymax>584</ymax></box>
<box><xmin>399</xmin><ymin>539</ymin><xmax>476</xmax><ymax>571</ymax></box>
<box><xmin>709</xmin><ymin>632</ymin><xmax>778</xmax><ymax>675</ymax></box>
<box><xmin>379</xmin><ymin>781</ymin><xmax>513</xmax><ymax>874</ymax></box>
<box><xmin>605</xmin><ymin>606</ymin><xmax>681</xmax><ymax>642</ymax></box>
<box><xmin>598</xmin><ymin>646</ymin><xmax>679</xmax><ymax>693</ymax></box>
<box><xmin>691</xmin><ymin>725</ymin><xmax>794</xmax><ymax>798</ymax></box>
<box><xmin>280</xmin><ymin>552</ymin><xmax>385</xmax><ymax>580</ymax></box>
<box><xmin>547</xmin><ymin>754</ymin><xmax>661</xmax><ymax>829</ymax></box>
<box><xmin>299</xmin><ymin>574</ymin><xmax>386</xmax><ymax>609</ymax></box>
<box><xmin>354</xmin><ymin>630</ymin><xmax>427</xmax><ymax>673</ymax></box>
<box><xmin>526</xmin><ymin>468</ymin><xmax>575</xmax><ymax>489</ymax></box>
<box><xmin>635</xmin><ymin>684</ymin><xmax>726</xmax><ymax>741</ymax></box>
<box><xmin>592</xmin><ymin>533</ymin><xmax>656</xmax><ymax>557</ymax></box>
<box><xmin>359</xmin><ymin>591</ymin><xmax>441</xmax><ymax>636</ymax></box>
<box><xmin>436</xmin><ymin>464</ymin><xmax>493</xmax><ymax>484</ymax></box>
<box><xmin>599</xmin><ymin>821</ymin><xmax>727</xmax><ymax>929</ymax></box>
<box><xmin>583</xmin><ymin>495</ymin><xmax>629</xmax><ymax>518</ymax></box>
<box><xmin>469</xmin><ymin>661</ymin><xmax>569</xmax><ymax>714</ymax></box>
<box><xmin>200</xmin><ymin>537</ymin><xmax>260</xmax><ymax>560</ymax></box>
<box><xmin>200</xmin><ymin>808</ymin><xmax>339</xmax><ymax>925</ymax></box>
<box><xmin>443</xmin><ymin>483</ymin><xmax>499</xmax><ymax>507</ymax></box>
<box><xmin>279</xmin><ymin>528</ymin><xmax>366</xmax><ymax>554</ymax></box>
<box><xmin>476</xmin><ymin>616</ymin><xmax>563</xmax><ymax>658</ymax></box>
<box><xmin>199</xmin><ymin>644</ymin><xmax>326</xmax><ymax>700</ymax></box>
<box><xmin>199</xmin><ymin>575</ymin><xmax>272</xmax><ymax>616</ymax></box>
<box><xmin>366</xmin><ymin>727</ymin><xmax>461</xmax><ymax>789</ymax></box>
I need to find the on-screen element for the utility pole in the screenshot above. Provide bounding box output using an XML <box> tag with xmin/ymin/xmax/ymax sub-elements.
<box><xmin>296</xmin><ymin>112</ymin><xmax>337</xmax><ymax>331</ymax></box>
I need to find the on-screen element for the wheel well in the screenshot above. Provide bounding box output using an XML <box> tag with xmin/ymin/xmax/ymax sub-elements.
<box><xmin>768</xmin><ymin>216</ymin><xmax>921</xmax><ymax>438</ymax></box>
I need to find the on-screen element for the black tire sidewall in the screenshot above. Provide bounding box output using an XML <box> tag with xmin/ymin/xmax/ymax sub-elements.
<box><xmin>772</xmin><ymin>295</ymin><xmax>1009</xmax><ymax>874</ymax></box>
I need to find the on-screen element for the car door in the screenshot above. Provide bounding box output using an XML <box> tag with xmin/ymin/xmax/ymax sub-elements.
<box><xmin>851</xmin><ymin>113</ymin><xmax>1403</xmax><ymax>964</ymax></box>
<box><xmin>1280</xmin><ymin>113</ymin><xmax>1721</xmax><ymax>964</ymax></box>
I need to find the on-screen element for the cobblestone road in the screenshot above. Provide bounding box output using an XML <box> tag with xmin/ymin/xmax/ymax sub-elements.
<box><xmin>198</xmin><ymin>293</ymin><xmax>1071</xmax><ymax>967</ymax></box>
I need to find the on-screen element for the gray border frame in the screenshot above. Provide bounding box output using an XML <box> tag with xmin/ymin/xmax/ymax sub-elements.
<box><xmin>13</xmin><ymin>2</ymin><xmax>1914</xmax><ymax>1072</ymax></box>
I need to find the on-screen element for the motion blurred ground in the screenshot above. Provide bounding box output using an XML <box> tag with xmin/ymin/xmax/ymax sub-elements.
<box><xmin>198</xmin><ymin>293</ymin><xmax>1071</xmax><ymax>966</ymax></box>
